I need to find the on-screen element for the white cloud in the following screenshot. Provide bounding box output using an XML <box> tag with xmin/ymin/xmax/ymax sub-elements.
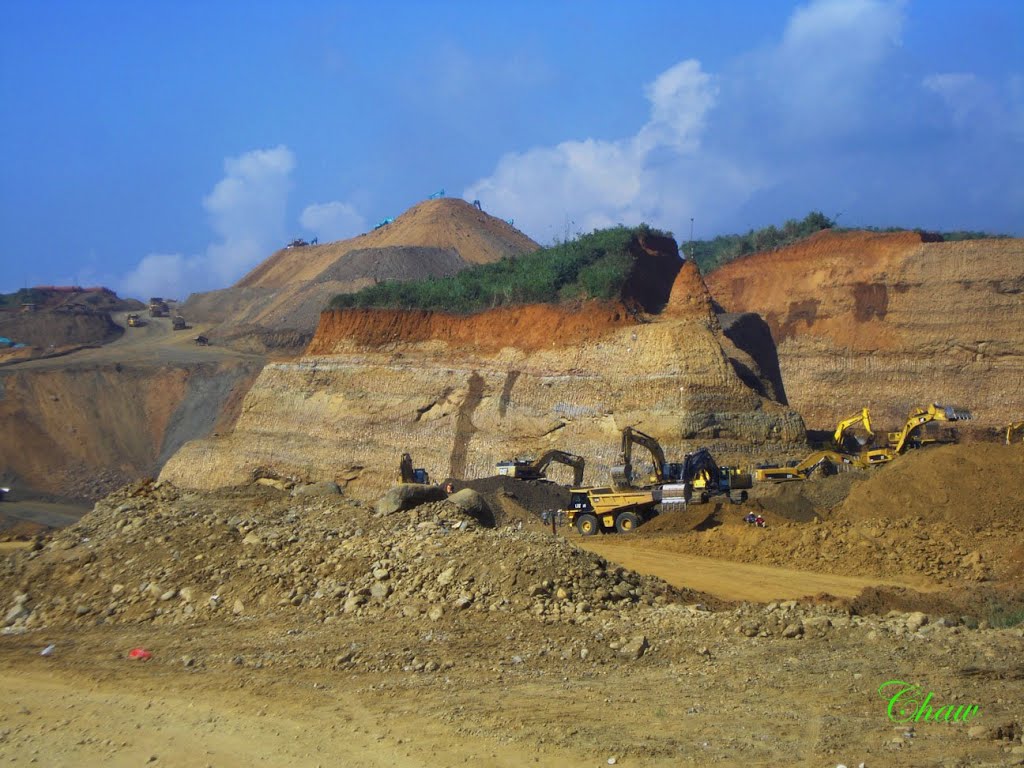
<box><xmin>118</xmin><ymin>252</ymin><xmax>206</xmax><ymax>303</ymax></box>
<box><xmin>202</xmin><ymin>145</ymin><xmax>295</xmax><ymax>285</ymax></box>
<box><xmin>300</xmin><ymin>201</ymin><xmax>366</xmax><ymax>242</ymax></box>
<box><xmin>466</xmin><ymin>59</ymin><xmax>735</xmax><ymax>241</ymax></box>
<box><xmin>118</xmin><ymin>146</ymin><xmax>296</xmax><ymax>300</ymax></box>
<box><xmin>464</xmin><ymin>0</ymin><xmax>913</xmax><ymax>242</ymax></box>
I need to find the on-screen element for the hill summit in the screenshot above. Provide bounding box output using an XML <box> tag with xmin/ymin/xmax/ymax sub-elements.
<box><xmin>182</xmin><ymin>198</ymin><xmax>540</xmax><ymax>344</ymax></box>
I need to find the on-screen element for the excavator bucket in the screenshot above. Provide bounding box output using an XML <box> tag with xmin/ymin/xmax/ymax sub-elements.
<box><xmin>941</xmin><ymin>405</ymin><xmax>972</xmax><ymax>421</ymax></box>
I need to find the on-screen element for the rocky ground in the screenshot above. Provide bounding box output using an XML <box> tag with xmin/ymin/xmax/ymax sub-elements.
<box><xmin>2</xmin><ymin>463</ymin><xmax>1023</xmax><ymax>766</ymax></box>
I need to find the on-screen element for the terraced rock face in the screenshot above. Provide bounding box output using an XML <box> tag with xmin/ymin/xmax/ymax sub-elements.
<box><xmin>161</xmin><ymin>259</ymin><xmax>805</xmax><ymax>499</ymax></box>
<box><xmin>706</xmin><ymin>231</ymin><xmax>1024</xmax><ymax>429</ymax></box>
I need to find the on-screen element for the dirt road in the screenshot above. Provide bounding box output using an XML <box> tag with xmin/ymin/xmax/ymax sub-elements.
<box><xmin>578</xmin><ymin>538</ymin><xmax>933</xmax><ymax>601</ymax></box>
<box><xmin>5</xmin><ymin>313</ymin><xmax>263</xmax><ymax>371</ymax></box>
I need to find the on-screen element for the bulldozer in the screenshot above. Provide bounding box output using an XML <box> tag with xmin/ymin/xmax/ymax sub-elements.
<box><xmin>494</xmin><ymin>450</ymin><xmax>585</xmax><ymax>486</ymax></box>
<box><xmin>398</xmin><ymin>453</ymin><xmax>429</xmax><ymax>485</ymax></box>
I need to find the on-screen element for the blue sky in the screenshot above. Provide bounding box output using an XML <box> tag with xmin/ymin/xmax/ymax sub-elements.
<box><xmin>1</xmin><ymin>0</ymin><xmax>1021</xmax><ymax>300</ymax></box>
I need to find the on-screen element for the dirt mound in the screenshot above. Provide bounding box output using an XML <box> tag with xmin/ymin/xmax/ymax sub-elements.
<box><xmin>846</xmin><ymin>584</ymin><xmax>1024</xmax><ymax>624</ymax></box>
<box><xmin>0</xmin><ymin>308</ymin><xmax>122</xmax><ymax>352</ymax></box>
<box><xmin>455</xmin><ymin>476</ymin><xmax>570</xmax><ymax>522</ymax></box>
<box><xmin>0</xmin><ymin>480</ymin><xmax>715</xmax><ymax>633</ymax></box>
<box><xmin>636</xmin><ymin>503</ymin><xmax>725</xmax><ymax>534</ymax></box>
<box><xmin>319</xmin><ymin>246</ymin><xmax>468</xmax><ymax>284</ymax></box>
<box><xmin>835</xmin><ymin>442</ymin><xmax>1024</xmax><ymax>527</ymax></box>
<box><xmin>181</xmin><ymin>199</ymin><xmax>540</xmax><ymax>337</ymax></box>
<box><xmin>239</xmin><ymin>198</ymin><xmax>537</xmax><ymax>291</ymax></box>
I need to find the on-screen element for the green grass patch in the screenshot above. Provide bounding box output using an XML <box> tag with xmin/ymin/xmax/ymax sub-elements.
<box><xmin>329</xmin><ymin>225</ymin><xmax>667</xmax><ymax>314</ymax></box>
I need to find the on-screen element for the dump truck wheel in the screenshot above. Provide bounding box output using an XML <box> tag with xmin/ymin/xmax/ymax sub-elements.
<box><xmin>615</xmin><ymin>511</ymin><xmax>639</xmax><ymax>533</ymax></box>
<box><xmin>699</xmin><ymin>491</ymin><xmax>710</xmax><ymax>504</ymax></box>
<box><xmin>576</xmin><ymin>514</ymin><xmax>598</xmax><ymax>536</ymax></box>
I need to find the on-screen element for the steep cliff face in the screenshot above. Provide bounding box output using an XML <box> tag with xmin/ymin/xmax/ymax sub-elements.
<box><xmin>162</xmin><ymin>259</ymin><xmax>805</xmax><ymax>498</ymax></box>
<box><xmin>0</xmin><ymin>361</ymin><xmax>260</xmax><ymax>500</ymax></box>
<box><xmin>706</xmin><ymin>231</ymin><xmax>1024</xmax><ymax>428</ymax></box>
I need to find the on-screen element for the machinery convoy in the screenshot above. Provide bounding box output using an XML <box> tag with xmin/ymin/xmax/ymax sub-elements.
<box><xmin>756</xmin><ymin>404</ymin><xmax>973</xmax><ymax>482</ymax></box>
<box><xmin>393</xmin><ymin>403</ymin><xmax>980</xmax><ymax>535</ymax></box>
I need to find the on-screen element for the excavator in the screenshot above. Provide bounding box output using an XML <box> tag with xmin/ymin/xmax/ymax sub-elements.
<box><xmin>565</xmin><ymin>428</ymin><xmax>750</xmax><ymax>536</ymax></box>
<box><xmin>862</xmin><ymin>403</ymin><xmax>972</xmax><ymax>464</ymax></box>
<box><xmin>494</xmin><ymin>450</ymin><xmax>585</xmax><ymax>486</ymax></box>
<box><xmin>755</xmin><ymin>450</ymin><xmax>864</xmax><ymax>482</ymax></box>
<box><xmin>612</xmin><ymin>427</ymin><xmax>751</xmax><ymax>502</ymax></box>
<box><xmin>833</xmin><ymin>407</ymin><xmax>874</xmax><ymax>452</ymax></box>
<box><xmin>1006</xmin><ymin>421</ymin><xmax>1024</xmax><ymax>445</ymax></box>
<box><xmin>398</xmin><ymin>453</ymin><xmax>430</xmax><ymax>485</ymax></box>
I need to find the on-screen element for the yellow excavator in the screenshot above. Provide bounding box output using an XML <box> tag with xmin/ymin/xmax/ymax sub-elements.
<box><xmin>833</xmin><ymin>407</ymin><xmax>874</xmax><ymax>452</ymax></box>
<box><xmin>495</xmin><ymin>450</ymin><xmax>585</xmax><ymax>486</ymax></box>
<box><xmin>755</xmin><ymin>450</ymin><xmax>864</xmax><ymax>482</ymax></box>
<box><xmin>1007</xmin><ymin>421</ymin><xmax>1024</xmax><ymax>445</ymax></box>
<box><xmin>398</xmin><ymin>453</ymin><xmax>430</xmax><ymax>484</ymax></box>
<box><xmin>862</xmin><ymin>403</ymin><xmax>972</xmax><ymax>464</ymax></box>
<box><xmin>612</xmin><ymin>427</ymin><xmax>751</xmax><ymax>502</ymax></box>
<box><xmin>565</xmin><ymin>428</ymin><xmax>750</xmax><ymax>535</ymax></box>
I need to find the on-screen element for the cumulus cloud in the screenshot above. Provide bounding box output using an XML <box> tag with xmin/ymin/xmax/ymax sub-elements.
<box><xmin>202</xmin><ymin>145</ymin><xmax>295</xmax><ymax>285</ymax></box>
<box><xmin>118</xmin><ymin>253</ymin><xmax>207</xmax><ymax>303</ymax></box>
<box><xmin>118</xmin><ymin>146</ymin><xmax>296</xmax><ymax>300</ymax></box>
<box><xmin>300</xmin><ymin>201</ymin><xmax>366</xmax><ymax>242</ymax></box>
<box><xmin>465</xmin><ymin>58</ymin><xmax>747</xmax><ymax>241</ymax></box>
<box><xmin>464</xmin><ymin>0</ymin><xmax>920</xmax><ymax>242</ymax></box>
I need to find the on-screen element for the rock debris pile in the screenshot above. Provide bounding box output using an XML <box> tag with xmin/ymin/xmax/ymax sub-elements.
<box><xmin>1</xmin><ymin>480</ymin><xmax>703</xmax><ymax>634</ymax></box>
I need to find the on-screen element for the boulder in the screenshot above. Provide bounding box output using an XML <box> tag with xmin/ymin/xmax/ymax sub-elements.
<box><xmin>375</xmin><ymin>484</ymin><xmax>447</xmax><ymax>516</ymax></box>
<box><xmin>293</xmin><ymin>480</ymin><xmax>341</xmax><ymax>497</ymax></box>
<box><xmin>446</xmin><ymin>488</ymin><xmax>495</xmax><ymax>527</ymax></box>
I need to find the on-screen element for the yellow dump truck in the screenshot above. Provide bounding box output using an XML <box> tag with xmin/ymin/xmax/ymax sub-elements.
<box><xmin>126</xmin><ymin>313</ymin><xmax>141</xmax><ymax>327</ymax></box>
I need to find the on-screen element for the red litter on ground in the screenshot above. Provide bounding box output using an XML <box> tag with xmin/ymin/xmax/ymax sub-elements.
<box><xmin>128</xmin><ymin>648</ymin><xmax>153</xmax><ymax>661</ymax></box>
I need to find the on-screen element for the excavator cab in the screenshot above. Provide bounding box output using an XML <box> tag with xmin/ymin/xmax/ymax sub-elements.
<box><xmin>398</xmin><ymin>453</ymin><xmax>429</xmax><ymax>484</ymax></box>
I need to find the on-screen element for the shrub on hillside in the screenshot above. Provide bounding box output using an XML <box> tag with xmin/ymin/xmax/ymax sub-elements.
<box><xmin>329</xmin><ymin>225</ymin><xmax>668</xmax><ymax>314</ymax></box>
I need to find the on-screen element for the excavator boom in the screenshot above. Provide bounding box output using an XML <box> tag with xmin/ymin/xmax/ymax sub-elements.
<box><xmin>495</xmin><ymin>449</ymin><xmax>585</xmax><ymax>485</ymax></box>
<box><xmin>888</xmin><ymin>403</ymin><xmax>972</xmax><ymax>454</ymax></box>
<box><xmin>833</xmin><ymin>407</ymin><xmax>873</xmax><ymax>449</ymax></box>
<box><xmin>612</xmin><ymin>427</ymin><xmax>667</xmax><ymax>488</ymax></box>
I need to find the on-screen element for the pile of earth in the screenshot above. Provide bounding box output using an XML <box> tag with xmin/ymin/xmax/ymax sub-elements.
<box><xmin>833</xmin><ymin>442</ymin><xmax>1024</xmax><ymax>526</ymax></box>
<box><xmin>449</xmin><ymin>476</ymin><xmax>570</xmax><ymax>526</ymax></box>
<box><xmin>0</xmin><ymin>480</ymin><xmax>714</xmax><ymax>636</ymax></box>
<box><xmin>628</xmin><ymin>443</ymin><xmax>1024</xmax><ymax>589</ymax></box>
<box><xmin>0</xmin><ymin>308</ymin><xmax>122</xmax><ymax>355</ymax></box>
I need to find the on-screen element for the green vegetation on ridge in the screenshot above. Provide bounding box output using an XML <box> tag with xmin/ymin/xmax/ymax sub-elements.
<box><xmin>687</xmin><ymin>212</ymin><xmax>1009</xmax><ymax>275</ymax></box>
<box><xmin>330</xmin><ymin>225</ymin><xmax>667</xmax><ymax>314</ymax></box>
<box><xmin>328</xmin><ymin>213</ymin><xmax>1012</xmax><ymax>313</ymax></box>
